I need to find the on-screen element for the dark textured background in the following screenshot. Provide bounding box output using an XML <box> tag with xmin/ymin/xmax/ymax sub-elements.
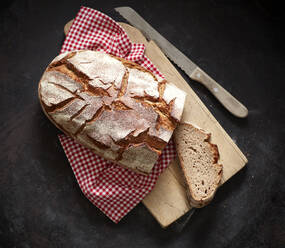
<box><xmin>1</xmin><ymin>0</ymin><xmax>285</xmax><ymax>247</ymax></box>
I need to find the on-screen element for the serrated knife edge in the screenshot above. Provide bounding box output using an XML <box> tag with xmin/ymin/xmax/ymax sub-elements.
<box><xmin>115</xmin><ymin>6</ymin><xmax>197</xmax><ymax>76</ymax></box>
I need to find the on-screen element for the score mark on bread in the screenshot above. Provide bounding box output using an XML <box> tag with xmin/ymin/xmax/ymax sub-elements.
<box><xmin>38</xmin><ymin>50</ymin><xmax>186</xmax><ymax>173</ymax></box>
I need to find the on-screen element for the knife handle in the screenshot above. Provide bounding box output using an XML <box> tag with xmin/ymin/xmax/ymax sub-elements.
<box><xmin>190</xmin><ymin>67</ymin><xmax>248</xmax><ymax>118</ymax></box>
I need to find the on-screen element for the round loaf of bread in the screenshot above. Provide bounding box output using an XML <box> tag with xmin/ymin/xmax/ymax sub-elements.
<box><xmin>38</xmin><ymin>50</ymin><xmax>186</xmax><ymax>173</ymax></box>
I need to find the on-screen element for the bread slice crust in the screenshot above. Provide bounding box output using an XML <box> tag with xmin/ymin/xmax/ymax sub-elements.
<box><xmin>174</xmin><ymin>122</ymin><xmax>223</xmax><ymax>207</ymax></box>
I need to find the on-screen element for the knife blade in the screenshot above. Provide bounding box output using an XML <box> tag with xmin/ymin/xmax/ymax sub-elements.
<box><xmin>115</xmin><ymin>7</ymin><xmax>248</xmax><ymax>118</ymax></box>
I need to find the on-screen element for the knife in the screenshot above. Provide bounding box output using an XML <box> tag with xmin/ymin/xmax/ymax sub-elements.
<box><xmin>115</xmin><ymin>7</ymin><xmax>248</xmax><ymax>118</ymax></box>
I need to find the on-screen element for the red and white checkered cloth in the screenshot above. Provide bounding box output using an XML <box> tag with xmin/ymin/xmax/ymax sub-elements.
<box><xmin>58</xmin><ymin>6</ymin><xmax>176</xmax><ymax>223</ymax></box>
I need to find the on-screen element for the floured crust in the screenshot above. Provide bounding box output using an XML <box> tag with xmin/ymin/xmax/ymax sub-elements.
<box><xmin>38</xmin><ymin>50</ymin><xmax>186</xmax><ymax>174</ymax></box>
<box><xmin>174</xmin><ymin>122</ymin><xmax>223</xmax><ymax>207</ymax></box>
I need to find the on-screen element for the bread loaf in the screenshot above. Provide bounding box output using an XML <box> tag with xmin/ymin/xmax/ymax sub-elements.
<box><xmin>174</xmin><ymin>123</ymin><xmax>223</xmax><ymax>207</ymax></box>
<box><xmin>38</xmin><ymin>50</ymin><xmax>186</xmax><ymax>174</ymax></box>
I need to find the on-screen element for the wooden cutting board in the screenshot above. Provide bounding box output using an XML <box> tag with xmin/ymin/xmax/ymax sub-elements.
<box><xmin>64</xmin><ymin>21</ymin><xmax>248</xmax><ymax>228</ymax></box>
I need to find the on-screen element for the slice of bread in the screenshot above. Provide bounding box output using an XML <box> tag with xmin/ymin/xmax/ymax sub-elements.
<box><xmin>174</xmin><ymin>123</ymin><xmax>223</xmax><ymax>208</ymax></box>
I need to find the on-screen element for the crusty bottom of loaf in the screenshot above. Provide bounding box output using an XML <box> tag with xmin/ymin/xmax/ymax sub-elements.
<box><xmin>174</xmin><ymin>123</ymin><xmax>223</xmax><ymax>208</ymax></box>
<box><xmin>38</xmin><ymin>93</ymin><xmax>150</xmax><ymax>175</ymax></box>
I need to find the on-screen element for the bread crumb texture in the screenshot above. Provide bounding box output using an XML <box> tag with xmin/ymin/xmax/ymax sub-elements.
<box><xmin>174</xmin><ymin>123</ymin><xmax>223</xmax><ymax>207</ymax></box>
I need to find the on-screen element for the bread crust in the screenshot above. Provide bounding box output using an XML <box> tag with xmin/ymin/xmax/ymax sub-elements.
<box><xmin>174</xmin><ymin>122</ymin><xmax>223</xmax><ymax>207</ymax></box>
<box><xmin>38</xmin><ymin>50</ymin><xmax>186</xmax><ymax>173</ymax></box>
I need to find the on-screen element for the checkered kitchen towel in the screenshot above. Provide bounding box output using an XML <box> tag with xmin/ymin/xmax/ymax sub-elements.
<box><xmin>58</xmin><ymin>6</ymin><xmax>176</xmax><ymax>223</ymax></box>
